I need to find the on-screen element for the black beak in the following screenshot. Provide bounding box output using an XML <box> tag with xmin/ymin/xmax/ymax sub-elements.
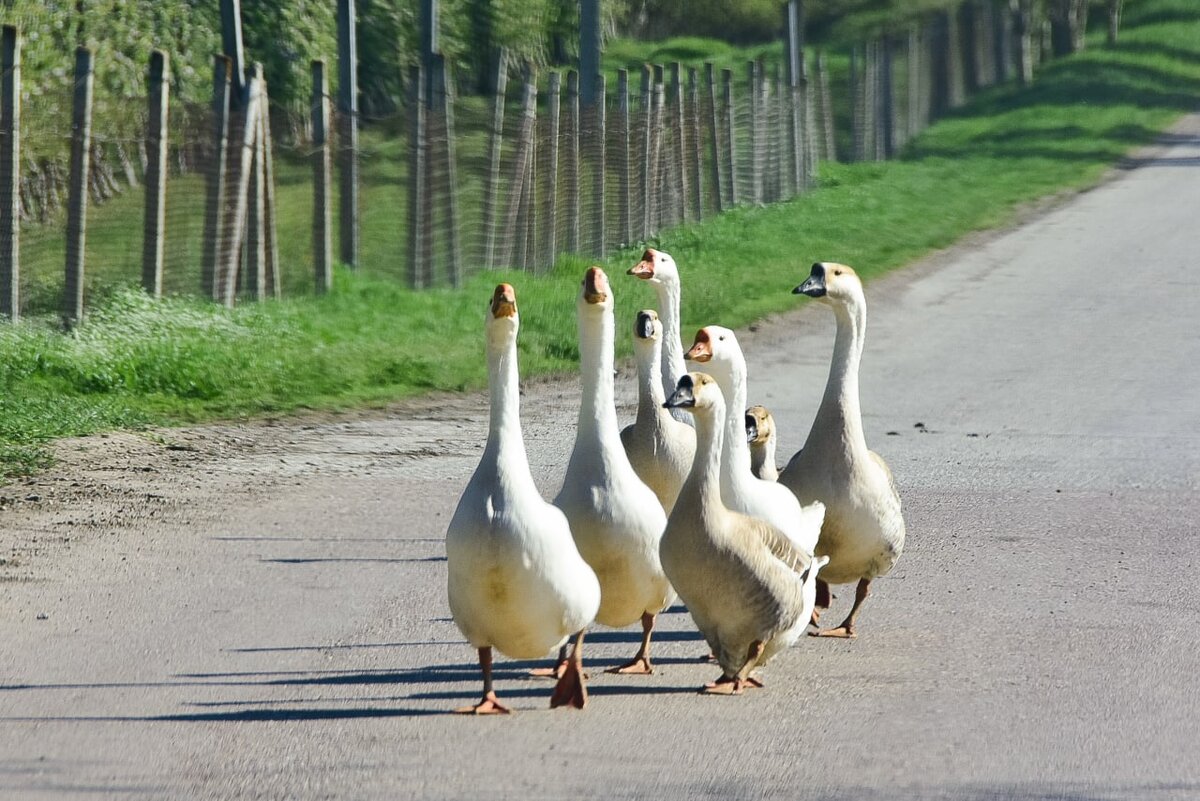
<box><xmin>793</xmin><ymin>262</ymin><xmax>827</xmax><ymax>297</ymax></box>
<box><xmin>745</xmin><ymin>413</ymin><xmax>758</xmax><ymax>444</ymax></box>
<box><xmin>635</xmin><ymin>311</ymin><xmax>655</xmax><ymax>339</ymax></box>
<box><xmin>664</xmin><ymin>376</ymin><xmax>696</xmax><ymax>409</ymax></box>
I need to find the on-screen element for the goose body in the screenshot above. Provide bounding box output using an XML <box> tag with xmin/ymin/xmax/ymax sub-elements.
<box><xmin>621</xmin><ymin>309</ymin><xmax>697</xmax><ymax>515</ymax></box>
<box><xmin>686</xmin><ymin>326</ymin><xmax>824</xmax><ymax>556</ymax></box>
<box><xmin>661</xmin><ymin>373</ymin><xmax>829</xmax><ymax>693</ymax></box>
<box><xmin>447</xmin><ymin>284</ymin><xmax>601</xmax><ymax>712</ymax></box>
<box><xmin>555</xmin><ymin>268</ymin><xmax>674</xmax><ymax>673</ymax></box>
<box><xmin>746</xmin><ymin>405</ymin><xmax>779</xmax><ymax>482</ymax></box>
<box><xmin>779</xmin><ymin>262</ymin><xmax>906</xmax><ymax>638</ymax></box>
<box><xmin>628</xmin><ymin>249</ymin><xmax>691</xmax><ymax>425</ymax></box>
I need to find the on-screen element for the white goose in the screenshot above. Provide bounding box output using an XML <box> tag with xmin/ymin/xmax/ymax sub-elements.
<box><xmin>686</xmin><ymin>326</ymin><xmax>824</xmax><ymax>556</ymax></box>
<box><xmin>780</xmin><ymin>263</ymin><xmax>906</xmax><ymax>638</ymax></box>
<box><xmin>661</xmin><ymin>372</ymin><xmax>829</xmax><ymax>694</ymax></box>
<box><xmin>446</xmin><ymin>284</ymin><xmax>601</xmax><ymax>714</ymax></box>
<box><xmin>621</xmin><ymin>309</ymin><xmax>696</xmax><ymax>515</ymax></box>
<box><xmin>555</xmin><ymin>267</ymin><xmax>674</xmax><ymax>675</ymax></box>
<box><xmin>627</xmin><ymin>248</ymin><xmax>690</xmax><ymax>423</ymax></box>
<box><xmin>746</xmin><ymin>405</ymin><xmax>779</xmax><ymax>482</ymax></box>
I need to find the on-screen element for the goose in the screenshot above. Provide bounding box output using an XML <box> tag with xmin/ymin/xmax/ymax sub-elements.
<box><xmin>446</xmin><ymin>284</ymin><xmax>601</xmax><ymax>713</ymax></box>
<box><xmin>746</xmin><ymin>405</ymin><xmax>779</xmax><ymax>482</ymax></box>
<box><xmin>661</xmin><ymin>372</ymin><xmax>830</xmax><ymax>694</ymax></box>
<box><xmin>554</xmin><ymin>267</ymin><xmax>674</xmax><ymax>675</ymax></box>
<box><xmin>627</xmin><ymin>248</ymin><xmax>690</xmax><ymax>424</ymax></box>
<box><xmin>779</xmin><ymin>263</ymin><xmax>906</xmax><ymax>638</ymax></box>
<box><xmin>621</xmin><ymin>309</ymin><xmax>697</xmax><ymax>515</ymax></box>
<box><xmin>685</xmin><ymin>326</ymin><xmax>824</xmax><ymax>556</ymax></box>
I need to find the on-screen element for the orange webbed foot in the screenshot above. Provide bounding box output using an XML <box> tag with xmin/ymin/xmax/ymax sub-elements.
<box><xmin>549</xmin><ymin>660</ymin><xmax>588</xmax><ymax>710</ymax></box>
<box><xmin>810</xmin><ymin>625</ymin><xmax>857</xmax><ymax>639</ymax></box>
<box><xmin>606</xmin><ymin>656</ymin><xmax>654</xmax><ymax>675</ymax></box>
<box><xmin>453</xmin><ymin>691</ymin><xmax>513</xmax><ymax>715</ymax></box>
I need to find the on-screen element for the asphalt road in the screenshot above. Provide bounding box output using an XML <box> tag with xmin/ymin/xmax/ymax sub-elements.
<box><xmin>2</xmin><ymin>117</ymin><xmax>1199</xmax><ymax>800</ymax></box>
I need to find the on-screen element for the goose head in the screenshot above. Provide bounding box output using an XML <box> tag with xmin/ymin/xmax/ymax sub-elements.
<box><xmin>632</xmin><ymin>309</ymin><xmax>662</xmax><ymax>347</ymax></box>
<box><xmin>487</xmin><ymin>283</ymin><xmax>519</xmax><ymax>346</ymax></box>
<box><xmin>663</xmin><ymin>372</ymin><xmax>724</xmax><ymax>419</ymax></box>
<box><xmin>745</xmin><ymin>404</ymin><xmax>775</xmax><ymax>447</ymax></box>
<box><xmin>793</xmin><ymin>262</ymin><xmax>863</xmax><ymax>306</ymax></box>
<box><xmin>684</xmin><ymin>325</ymin><xmax>743</xmax><ymax>387</ymax></box>
<box><xmin>628</xmin><ymin>248</ymin><xmax>680</xmax><ymax>287</ymax></box>
<box><xmin>578</xmin><ymin>266</ymin><xmax>612</xmax><ymax>315</ymax></box>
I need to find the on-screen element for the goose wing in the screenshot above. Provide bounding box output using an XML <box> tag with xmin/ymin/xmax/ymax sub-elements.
<box><xmin>749</xmin><ymin>516</ymin><xmax>812</xmax><ymax>577</ymax></box>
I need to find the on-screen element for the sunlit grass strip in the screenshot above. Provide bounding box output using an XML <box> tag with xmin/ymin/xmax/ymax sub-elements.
<box><xmin>1</xmin><ymin>0</ymin><xmax>1198</xmax><ymax>479</ymax></box>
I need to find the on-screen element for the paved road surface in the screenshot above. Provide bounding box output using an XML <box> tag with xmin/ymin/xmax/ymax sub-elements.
<box><xmin>2</xmin><ymin>117</ymin><xmax>1199</xmax><ymax>800</ymax></box>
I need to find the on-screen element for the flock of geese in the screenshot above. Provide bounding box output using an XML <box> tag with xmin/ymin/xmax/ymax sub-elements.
<box><xmin>445</xmin><ymin>249</ymin><xmax>906</xmax><ymax>714</ymax></box>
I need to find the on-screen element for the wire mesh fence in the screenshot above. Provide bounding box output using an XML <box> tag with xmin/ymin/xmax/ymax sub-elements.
<box><xmin>0</xmin><ymin>0</ymin><xmax>1062</xmax><ymax>324</ymax></box>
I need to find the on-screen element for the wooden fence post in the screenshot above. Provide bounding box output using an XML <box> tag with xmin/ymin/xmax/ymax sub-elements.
<box><xmin>481</xmin><ymin>48</ymin><xmax>508</xmax><ymax>268</ymax></box>
<box><xmin>850</xmin><ymin>46</ymin><xmax>864</xmax><ymax>161</ymax></box>
<box><xmin>259</xmin><ymin>81</ymin><xmax>280</xmax><ymax>298</ymax></box>
<box><xmin>221</xmin><ymin>65</ymin><xmax>261</xmax><ymax>307</ymax></box>
<box><xmin>63</xmin><ymin>46</ymin><xmax>93</xmax><ymax>327</ymax></box>
<box><xmin>544</xmin><ymin>71</ymin><xmax>562</xmax><ymax>266</ymax></box>
<box><xmin>721</xmin><ymin>69</ymin><xmax>737</xmax><ymax>207</ymax></box>
<box><xmin>639</xmin><ymin>65</ymin><xmax>652</xmax><ymax>237</ymax></box>
<box><xmin>670</xmin><ymin>63</ymin><xmax>689</xmax><ymax>224</ymax></box>
<box><xmin>906</xmin><ymin>26</ymin><xmax>922</xmax><ymax>142</ymax></box>
<box><xmin>503</xmin><ymin>76</ymin><xmax>537</xmax><ymax>267</ymax></box>
<box><xmin>686</xmin><ymin>67</ymin><xmax>703</xmax><ymax>220</ymax></box>
<box><xmin>648</xmin><ymin>68</ymin><xmax>664</xmax><ymax>234</ymax></box>
<box><xmin>312</xmin><ymin>60</ymin><xmax>332</xmax><ymax>294</ymax></box>
<box><xmin>202</xmin><ymin>55</ymin><xmax>231</xmax><ymax>301</ymax></box>
<box><xmin>141</xmin><ymin>50</ymin><xmax>169</xmax><ymax>298</ymax></box>
<box><xmin>565</xmin><ymin>70</ymin><xmax>580</xmax><ymax>253</ymax></box>
<box><xmin>591</xmin><ymin>74</ymin><xmax>607</xmax><ymax>257</ymax></box>
<box><xmin>406</xmin><ymin>64</ymin><xmax>428</xmax><ymax>287</ymax></box>
<box><xmin>337</xmin><ymin>0</ymin><xmax>358</xmax><ymax>267</ymax></box>
<box><xmin>995</xmin><ymin>0</ymin><xmax>1013</xmax><ymax>82</ymax></box>
<box><xmin>219</xmin><ymin>0</ymin><xmax>246</xmax><ymax>99</ymax></box>
<box><xmin>616</xmin><ymin>69</ymin><xmax>631</xmax><ymax>245</ymax></box>
<box><xmin>880</xmin><ymin>36</ymin><xmax>895</xmax><ymax>159</ymax></box>
<box><xmin>704</xmin><ymin>63</ymin><xmax>723</xmax><ymax>214</ymax></box>
<box><xmin>747</xmin><ymin>61</ymin><xmax>762</xmax><ymax>205</ymax></box>
<box><xmin>245</xmin><ymin>83</ymin><xmax>266</xmax><ymax>300</ymax></box>
<box><xmin>433</xmin><ymin>56</ymin><xmax>462</xmax><ymax>286</ymax></box>
<box><xmin>816</xmin><ymin>51</ymin><xmax>835</xmax><ymax>163</ymax></box>
<box><xmin>1</xmin><ymin>25</ymin><xmax>20</xmax><ymax>321</ymax></box>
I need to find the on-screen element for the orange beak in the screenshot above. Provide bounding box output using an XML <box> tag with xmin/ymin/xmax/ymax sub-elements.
<box><xmin>627</xmin><ymin>248</ymin><xmax>656</xmax><ymax>279</ymax></box>
<box><xmin>491</xmin><ymin>283</ymin><xmax>517</xmax><ymax>318</ymax></box>
<box><xmin>583</xmin><ymin>266</ymin><xmax>609</xmax><ymax>304</ymax></box>
<box><xmin>686</xmin><ymin>328</ymin><xmax>712</xmax><ymax>362</ymax></box>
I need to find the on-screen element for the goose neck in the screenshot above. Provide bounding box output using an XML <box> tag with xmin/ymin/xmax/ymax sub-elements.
<box><xmin>484</xmin><ymin>335</ymin><xmax>529</xmax><ymax>469</ymax></box>
<box><xmin>578</xmin><ymin>308</ymin><xmax>621</xmax><ymax>442</ymax></box>
<box><xmin>635</xmin><ymin>341</ymin><xmax>667</xmax><ymax>423</ymax></box>
<box><xmin>717</xmin><ymin>365</ymin><xmax>753</xmax><ymax>482</ymax></box>
<box><xmin>683</xmin><ymin>406</ymin><xmax>725</xmax><ymax>513</ymax></box>
<box><xmin>654</xmin><ymin>279</ymin><xmax>686</xmax><ymax>389</ymax></box>
<box><xmin>814</xmin><ymin>299</ymin><xmax>868</xmax><ymax>454</ymax></box>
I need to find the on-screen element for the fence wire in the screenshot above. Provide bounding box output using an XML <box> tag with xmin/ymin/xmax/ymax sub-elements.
<box><xmin>1</xmin><ymin>0</ymin><xmax>1057</xmax><ymax>322</ymax></box>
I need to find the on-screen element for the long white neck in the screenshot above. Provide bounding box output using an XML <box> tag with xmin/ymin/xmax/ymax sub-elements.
<box><xmin>482</xmin><ymin>331</ymin><xmax>532</xmax><ymax>483</ymax></box>
<box><xmin>716</xmin><ymin>361</ymin><xmax>753</xmax><ymax>491</ymax></box>
<box><xmin>635</xmin><ymin>339</ymin><xmax>667</xmax><ymax>425</ymax></box>
<box><xmin>809</xmin><ymin>295</ymin><xmax>869</xmax><ymax>457</ymax></box>
<box><xmin>751</xmin><ymin>435</ymin><xmax>777</xmax><ymax>481</ymax></box>
<box><xmin>654</xmin><ymin>278</ymin><xmax>687</xmax><ymax>397</ymax></box>
<box><xmin>680</xmin><ymin>404</ymin><xmax>725</xmax><ymax>516</ymax></box>
<box><xmin>578</xmin><ymin>306</ymin><xmax>623</xmax><ymax>451</ymax></box>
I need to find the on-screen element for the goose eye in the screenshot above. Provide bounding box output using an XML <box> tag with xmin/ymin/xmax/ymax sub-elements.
<box><xmin>719</xmin><ymin>335</ymin><xmax>725</xmax><ymax>341</ymax></box>
<box><xmin>834</xmin><ymin>269</ymin><xmax>843</xmax><ymax>276</ymax></box>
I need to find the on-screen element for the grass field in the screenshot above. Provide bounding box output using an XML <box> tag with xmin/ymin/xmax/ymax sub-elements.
<box><xmin>2</xmin><ymin>0</ymin><xmax>1199</xmax><ymax>479</ymax></box>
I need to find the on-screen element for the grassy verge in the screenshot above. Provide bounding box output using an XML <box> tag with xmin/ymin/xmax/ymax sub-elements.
<box><xmin>2</xmin><ymin>0</ymin><xmax>1199</xmax><ymax>479</ymax></box>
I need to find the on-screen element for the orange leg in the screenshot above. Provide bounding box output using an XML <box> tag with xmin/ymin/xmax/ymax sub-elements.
<box><xmin>811</xmin><ymin>578</ymin><xmax>833</xmax><ymax>625</ymax></box>
<box><xmin>607</xmin><ymin>611</ymin><xmax>657</xmax><ymax>675</ymax></box>
<box><xmin>550</xmin><ymin>631</ymin><xmax>589</xmax><ymax>710</ymax></box>
<box><xmin>454</xmin><ymin>647</ymin><xmax>513</xmax><ymax>715</ymax></box>
<box><xmin>701</xmin><ymin>641</ymin><xmax>765</xmax><ymax>695</ymax></box>
<box><xmin>528</xmin><ymin>644</ymin><xmax>569</xmax><ymax>679</ymax></box>
<box><xmin>811</xmin><ymin>578</ymin><xmax>871</xmax><ymax>639</ymax></box>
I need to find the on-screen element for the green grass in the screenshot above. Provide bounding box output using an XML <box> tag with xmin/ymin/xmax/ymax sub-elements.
<box><xmin>3</xmin><ymin>0</ymin><xmax>1200</xmax><ymax>479</ymax></box>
